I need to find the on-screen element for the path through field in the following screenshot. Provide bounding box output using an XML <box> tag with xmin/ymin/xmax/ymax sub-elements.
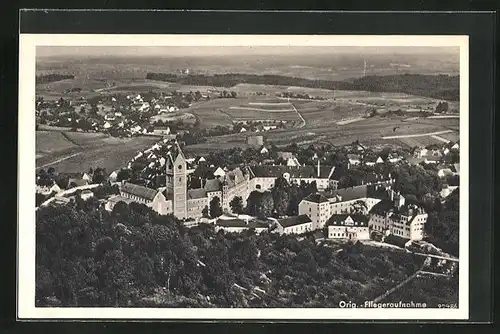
<box><xmin>289</xmin><ymin>99</ymin><xmax>306</xmax><ymax>128</ymax></box>
<box><xmin>431</xmin><ymin>135</ymin><xmax>451</xmax><ymax>143</ymax></box>
<box><xmin>36</xmin><ymin>152</ymin><xmax>83</xmax><ymax>169</ymax></box>
<box><xmin>382</xmin><ymin>130</ymin><xmax>453</xmax><ymax>139</ymax></box>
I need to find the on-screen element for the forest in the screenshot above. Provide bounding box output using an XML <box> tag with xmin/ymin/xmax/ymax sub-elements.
<box><xmin>145</xmin><ymin>73</ymin><xmax>459</xmax><ymax>101</ymax></box>
<box><xmin>36</xmin><ymin>74</ymin><xmax>75</xmax><ymax>85</ymax></box>
<box><xmin>36</xmin><ymin>197</ymin><xmax>433</xmax><ymax>308</ymax></box>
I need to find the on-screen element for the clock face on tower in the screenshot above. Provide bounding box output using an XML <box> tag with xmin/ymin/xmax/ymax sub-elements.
<box><xmin>178</xmin><ymin>165</ymin><xmax>182</xmax><ymax>170</ymax></box>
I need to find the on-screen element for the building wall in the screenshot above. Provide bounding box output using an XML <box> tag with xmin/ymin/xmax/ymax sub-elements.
<box><xmin>150</xmin><ymin>192</ymin><xmax>172</xmax><ymax>215</ymax></box>
<box><xmin>328</xmin><ymin>226</ymin><xmax>369</xmax><ymax>240</ymax></box>
<box><xmin>207</xmin><ymin>190</ymin><xmax>222</xmax><ymax>208</ymax></box>
<box><xmin>214</xmin><ymin>226</ymin><xmax>248</xmax><ymax>233</ymax></box>
<box><xmin>368</xmin><ymin>212</ymin><xmax>428</xmax><ymax>241</ymax></box>
<box><xmin>252</xmin><ymin>177</ymin><xmax>275</xmax><ymax>192</ymax></box>
<box><xmin>187</xmin><ymin>197</ymin><xmax>209</xmax><ymax>219</ymax></box>
<box><xmin>173</xmin><ymin>154</ymin><xmax>188</xmax><ymax>219</ymax></box>
<box><xmin>368</xmin><ymin>213</ymin><xmax>388</xmax><ymax>233</ymax></box>
<box><xmin>283</xmin><ymin>222</ymin><xmax>313</xmax><ymax>235</ymax></box>
<box><xmin>409</xmin><ymin>213</ymin><xmax>427</xmax><ymax>240</ymax></box>
<box><xmin>329</xmin><ymin>198</ymin><xmax>381</xmax><ymax>215</ymax></box>
<box><xmin>120</xmin><ymin>191</ymin><xmax>150</xmax><ymax>205</ymax></box>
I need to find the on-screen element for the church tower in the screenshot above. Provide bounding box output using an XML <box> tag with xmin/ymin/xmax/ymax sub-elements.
<box><xmin>165</xmin><ymin>142</ymin><xmax>188</xmax><ymax>220</ymax></box>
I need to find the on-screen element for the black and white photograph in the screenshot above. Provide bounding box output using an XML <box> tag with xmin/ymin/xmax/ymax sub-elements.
<box><xmin>18</xmin><ymin>34</ymin><xmax>468</xmax><ymax>320</ymax></box>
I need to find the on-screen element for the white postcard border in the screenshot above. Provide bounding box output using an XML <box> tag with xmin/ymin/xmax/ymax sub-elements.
<box><xmin>18</xmin><ymin>34</ymin><xmax>469</xmax><ymax>320</ymax></box>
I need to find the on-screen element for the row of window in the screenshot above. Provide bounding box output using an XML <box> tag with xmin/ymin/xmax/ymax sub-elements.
<box><xmin>287</xmin><ymin>224</ymin><xmax>310</xmax><ymax>234</ymax></box>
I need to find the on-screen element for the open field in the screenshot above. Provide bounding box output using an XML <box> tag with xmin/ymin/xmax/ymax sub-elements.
<box><xmin>36</xmin><ymin>131</ymin><xmax>158</xmax><ymax>173</ymax></box>
<box><xmin>192</xmin><ymin>116</ymin><xmax>458</xmax><ymax>150</ymax></box>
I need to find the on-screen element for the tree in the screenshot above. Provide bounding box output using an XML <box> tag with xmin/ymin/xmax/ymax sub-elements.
<box><xmin>90</xmin><ymin>103</ymin><xmax>99</xmax><ymax>115</ymax></box>
<box><xmin>92</xmin><ymin>168</ymin><xmax>107</xmax><ymax>184</ymax></box>
<box><xmin>229</xmin><ymin>196</ymin><xmax>244</xmax><ymax>214</ymax></box>
<box><xmin>202</xmin><ymin>205</ymin><xmax>209</xmax><ymax>218</ymax></box>
<box><xmin>435</xmin><ymin>101</ymin><xmax>449</xmax><ymax>113</ymax></box>
<box><xmin>272</xmin><ymin>176</ymin><xmax>290</xmax><ymax>217</ymax></box>
<box><xmin>259</xmin><ymin>192</ymin><xmax>274</xmax><ymax>218</ymax></box>
<box><xmin>350</xmin><ymin>200</ymin><xmax>368</xmax><ymax>214</ymax></box>
<box><xmin>116</xmin><ymin>169</ymin><xmax>131</xmax><ymax>182</ymax></box>
<box><xmin>209</xmin><ymin>197</ymin><xmax>223</xmax><ymax>218</ymax></box>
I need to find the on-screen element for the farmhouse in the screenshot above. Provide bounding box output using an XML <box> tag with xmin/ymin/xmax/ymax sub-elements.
<box><xmin>326</xmin><ymin>214</ymin><xmax>370</xmax><ymax>241</ymax></box>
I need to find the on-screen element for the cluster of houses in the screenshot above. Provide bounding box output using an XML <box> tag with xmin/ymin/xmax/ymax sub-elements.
<box><xmin>36</xmin><ymin>89</ymin><xmax>204</xmax><ymax>137</ymax></box>
<box><xmin>95</xmin><ymin>138</ymin><xmax>429</xmax><ymax>245</ymax></box>
<box><xmin>37</xmin><ymin>133</ymin><xmax>461</xmax><ymax>248</ymax></box>
<box><xmin>105</xmin><ymin>139</ymin><xmax>343</xmax><ymax>220</ymax></box>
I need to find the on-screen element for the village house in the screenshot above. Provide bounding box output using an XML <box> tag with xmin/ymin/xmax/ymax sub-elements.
<box><xmin>57</xmin><ymin>172</ymin><xmax>92</xmax><ymax>189</ymax></box>
<box><xmin>275</xmin><ymin>215</ymin><xmax>313</xmax><ymax>235</ymax></box>
<box><xmin>80</xmin><ymin>189</ymin><xmax>94</xmax><ymax>201</ymax></box>
<box><xmin>286</xmin><ymin>156</ymin><xmax>301</xmax><ymax>167</ymax></box>
<box><xmin>36</xmin><ymin>182</ymin><xmax>62</xmax><ymax>195</ymax></box>
<box><xmin>214</xmin><ymin>217</ymin><xmax>269</xmax><ymax>234</ymax></box>
<box><xmin>108</xmin><ymin>170</ymin><xmax>120</xmax><ymax>183</ymax></box>
<box><xmin>440</xmin><ymin>184</ymin><xmax>459</xmax><ymax>199</ymax></box>
<box><xmin>413</xmin><ymin>147</ymin><xmax>429</xmax><ymax>158</ymax></box>
<box><xmin>326</xmin><ymin>214</ymin><xmax>370</xmax><ymax>241</ymax></box>
<box><xmin>348</xmin><ymin>154</ymin><xmax>362</xmax><ymax>166</ymax></box>
<box><xmin>424</xmin><ymin>156</ymin><xmax>441</xmax><ymax>164</ymax></box>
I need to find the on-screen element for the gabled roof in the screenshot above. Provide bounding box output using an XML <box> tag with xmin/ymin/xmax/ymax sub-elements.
<box><xmin>187</xmin><ymin>188</ymin><xmax>207</xmax><ymax>200</ymax></box>
<box><xmin>192</xmin><ymin>164</ymin><xmax>215</xmax><ymax>179</ymax></box>
<box><xmin>204</xmin><ymin>179</ymin><xmax>222</xmax><ymax>193</ymax></box>
<box><xmin>326</xmin><ymin>214</ymin><xmax>369</xmax><ymax>227</ymax></box>
<box><xmin>224</xmin><ymin>167</ymin><xmax>245</xmax><ymax>187</ymax></box>
<box><xmin>277</xmin><ymin>151</ymin><xmax>295</xmax><ymax>160</ymax></box>
<box><xmin>384</xmin><ymin>234</ymin><xmax>411</xmax><ymax>248</ymax></box>
<box><xmin>278</xmin><ymin>214</ymin><xmax>312</xmax><ymax>228</ymax></box>
<box><xmin>67</xmin><ymin>178</ymin><xmax>88</xmax><ymax>188</ymax></box>
<box><xmin>216</xmin><ymin>218</ymin><xmax>248</xmax><ymax>228</ymax></box>
<box><xmin>250</xmin><ymin>165</ymin><xmax>334</xmax><ymax>179</ymax></box>
<box><xmin>321</xmin><ymin>185</ymin><xmax>368</xmax><ymax>202</ymax></box>
<box><xmin>303</xmin><ymin>193</ymin><xmax>330</xmax><ymax>204</ymax></box>
<box><xmin>120</xmin><ymin>182</ymin><xmax>158</xmax><ymax>201</ymax></box>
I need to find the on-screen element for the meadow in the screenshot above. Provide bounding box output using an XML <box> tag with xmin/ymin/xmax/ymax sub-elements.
<box><xmin>36</xmin><ymin>131</ymin><xmax>158</xmax><ymax>173</ymax></box>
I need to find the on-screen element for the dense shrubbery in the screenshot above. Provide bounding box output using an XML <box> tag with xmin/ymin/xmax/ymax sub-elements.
<box><xmin>36</xmin><ymin>201</ymin><xmax>426</xmax><ymax>308</ymax></box>
<box><xmin>145</xmin><ymin>73</ymin><xmax>459</xmax><ymax>101</ymax></box>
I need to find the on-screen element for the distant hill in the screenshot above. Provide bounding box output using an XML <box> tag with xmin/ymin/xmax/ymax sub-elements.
<box><xmin>146</xmin><ymin>72</ymin><xmax>459</xmax><ymax>101</ymax></box>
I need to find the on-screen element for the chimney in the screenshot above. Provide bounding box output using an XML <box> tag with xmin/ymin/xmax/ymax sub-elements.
<box><xmin>317</xmin><ymin>159</ymin><xmax>321</xmax><ymax>178</ymax></box>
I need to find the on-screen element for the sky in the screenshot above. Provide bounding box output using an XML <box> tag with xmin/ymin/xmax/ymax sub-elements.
<box><xmin>37</xmin><ymin>46</ymin><xmax>459</xmax><ymax>58</ymax></box>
